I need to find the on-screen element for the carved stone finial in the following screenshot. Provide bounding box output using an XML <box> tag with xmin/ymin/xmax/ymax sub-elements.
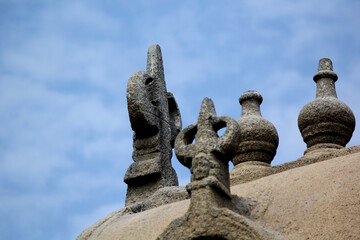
<box><xmin>229</xmin><ymin>91</ymin><xmax>278</xmax><ymax>185</ymax></box>
<box><xmin>298</xmin><ymin>58</ymin><xmax>355</xmax><ymax>154</ymax></box>
<box><xmin>124</xmin><ymin>44</ymin><xmax>182</xmax><ymax>206</ymax></box>
<box><xmin>158</xmin><ymin>98</ymin><xmax>284</xmax><ymax>240</ymax></box>
<box><xmin>175</xmin><ymin>97</ymin><xmax>240</xmax><ymax>208</ymax></box>
<box><xmin>318</xmin><ymin>57</ymin><xmax>333</xmax><ymax>71</ymax></box>
<box><xmin>233</xmin><ymin>91</ymin><xmax>279</xmax><ymax>166</ymax></box>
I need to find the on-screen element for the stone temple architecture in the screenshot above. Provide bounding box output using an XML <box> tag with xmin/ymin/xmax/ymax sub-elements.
<box><xmin>77</xmin><ymin>45</ymin><xmax>360</xmax><ymax>240</ymax></box>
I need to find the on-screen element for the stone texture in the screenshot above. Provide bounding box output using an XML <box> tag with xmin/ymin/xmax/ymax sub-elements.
<box><xmin>77</xmin><ymin>54</ymin><xmax>360</xmax><ymax>240</ymax></box>
<box><xmin>298</xmin><ymin>58</ymin><xmax>355</xmax><ymax>154</ymax></box>
<box><xmin>230</xmin><ymin>91</ymin><xmax>278</xmax><ymax>186</ymax></box>
<box><xmin>158</xmin><ymin>207</ymin><xmax>285</xmax><ymax>240</ymax></box>
<box><xmin>77</xmin><ymin>150</ymin><xmax>360</xmax><ymax>240</ymax></box>
<box><xmin>77</xmin><ymin>200</ymin><xmax>190</xmax><ymax>240</ymax></box>
<box><xmin>174</xmin><ymin>97</ymin><xmax>241</xmax><ymax>207</ymax></box>
<box><xmin>123</xmin><ymin>186</ymin><xmax>189</xmax><ymax>214</ymax></box>
<box><xmin>125</xmin><ymin>44</ymin><xmax>182</xmax><ymax>206</ymax></box>
<box><xmin>232</xmin><ymin>151</ymin><xmax>360</xmax><ymax>240</ymax></box>
<box><xmin>230</xmin><ymin>144</ymin><xmax>360</xmax><ymax>185</ymax></box>
<box><xmin>233</xmin><ymin>91</ymin><xmax>278</xmax><ymax>166</ymax></box>
<box><xmin>158</xmin><ymin>98</ymin><xmax>284</xmax><ymax>240</ymax></box>
<box><xmin>230</xmin><ymin>161</ymin><xmax>275</xmax><ymax>186</ymax></box>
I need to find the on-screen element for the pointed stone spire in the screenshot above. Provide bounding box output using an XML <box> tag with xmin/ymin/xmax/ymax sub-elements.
<box><xmin>147</xmin><ymin>44</ymin><xmax>165</xmax><ymax>83</ymax></box>
<box><xmin>298</xmin><ymin>58</ymin><xmax>355</xmax><ymax>154</ymax></box>
<box><xmin>124</xmin><ymin>45</ymin><xmax>182</xmax><ymax>206</ymax></box>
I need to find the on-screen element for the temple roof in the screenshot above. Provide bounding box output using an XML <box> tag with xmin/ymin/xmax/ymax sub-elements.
<box><xmin>78</xmin><ymin>149</ymin><xmax>360</xmax><ymax>240</ymax></box>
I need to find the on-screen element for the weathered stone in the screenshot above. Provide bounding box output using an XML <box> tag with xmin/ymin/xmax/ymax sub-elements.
<box><xmin>231</xmin><ymin>91</ymin><xmax>279</xmax><ymax>185</ymax></box>
<box><xmin>233</xmin><ymin>91</ymin><xmax>279</xmax><ymax>166</ymax></box>
<box><xmin>123</xmin><ymin>186</ymin><xmax>189</xmax><ymax>215</ymax></box>
<box><xmin>232</xmin><ymin>151</ymin><xmax>360</xmax><ymax>240</ymax></box>
<box><xmin>77</xmin><ymin>150</ymin><xmax>360</xmax><ymax>240</ymax></box>
<box><xmin>230</xmin><ymin>144</ymin><xmax>360</xmax><ymax>185</ymax></box>
<box><xmin>175</xmin><ymin>98</ymin><xmax>241</xmax><ymax>208</ymax></box>
<box><xmin>298</xmin><ymin>58</ymin><xmax>355</xmax><ymax>154</ymax></box>
<box><xmin>230</xmin><ymin>161</ymin><xmax>275</xmax><ymax>186</ymax></box>
<box><xmin>158</xmin><ymin>98</ymin><xmax>284</xmax><ymax>240</ymax></box>
<box><xmin>124</xmin><ymin>44</ymin><xmax>182</xmax><ymax>206</ymax></box>
<box><xmin>77</xmin><ymin>52</ymin><xmax>360</xmax><ymax>240</ymax></box>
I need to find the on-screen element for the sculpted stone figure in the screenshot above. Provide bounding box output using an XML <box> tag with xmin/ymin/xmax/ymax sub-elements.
<box><xmin>124</xmin><ymin>45</ymin><xmax>182</xmax><ymax>206</ymax></box>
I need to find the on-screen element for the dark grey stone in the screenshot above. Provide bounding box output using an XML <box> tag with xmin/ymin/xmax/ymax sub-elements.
<box><xmin>298</xmin><ymin>58</ymin><xmax>355</xmax><ymax>154</ymax></box>
<box><xmin>124</xmin><ymin>44</ymin><xmax>182</xmax><ymax>206</ymax></box>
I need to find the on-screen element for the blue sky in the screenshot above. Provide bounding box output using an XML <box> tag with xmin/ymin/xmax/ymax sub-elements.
<box><xmin>1</xmin><ymin>0</ymin><xmax>359</xmax><ymax>239</ymax></box>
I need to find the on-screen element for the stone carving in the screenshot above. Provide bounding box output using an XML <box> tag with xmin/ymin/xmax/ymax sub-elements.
<box><xmin>233</xmin><ymin>91</ymin><xmax>279</xmax><ymax>165</ymax></box>
<box><xmin>175</xmin><ymin>98</ymin><xmax>240</xmax><ymax>207</ymax></box>
<box><xmin>298</xmin><ymin>58</ymin><xmax>355</xmax><ymax>154</ymax></box>
<box><xmin>158</xmin><ymin>98</ymin><xmax>284</xmax><ymax>240</ymax></box>
<box><xmin>124</xmin><ymin>44</ymin><xmax>182</xmax><ymax>206</ymax></box>
<box><xmin>230</xmin><ymin>91</ymin><xmax>279</xmax><ymax>185</ymax></box>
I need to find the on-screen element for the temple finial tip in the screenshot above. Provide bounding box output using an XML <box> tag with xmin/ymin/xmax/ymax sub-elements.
<box><xmin>318</xmin><ymin>58</ymin><xmax>333</xmax><ymax>71</ymax></box>
<box><xmin>146</xmin><ymin>44</ymin><xmax>164</xmax><ymax>79</ymax></box>
<box><xmin>200</xmin><ymin>97</ymin><xmax>216</xmax><ymax>116</ymax></box>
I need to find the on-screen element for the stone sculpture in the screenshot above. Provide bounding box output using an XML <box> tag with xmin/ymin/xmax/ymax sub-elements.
<box><xmin>231</xmin><ymin>91</ymin><xmax>279</xmax><ymax>185</ymax></box>
<box><xmin>124</xmin><ymin>44</ymin><xmax>182</xmax><ymax>206</ymax></box>
<box><xmin>233</xmin><ymin>90</ymin><xmax>278</xmax><ymax>165</ymax></box>
<box><xmin>77</xmin><ymin>53</ymin><xmax>360</xmax><ymax>240</ymax></box>
<box><xmin>175</xmin><ymin>98</ymin><xmax>240</xmax><ymax>206</ymax></box>
<box><xmin>158</xmin><ymin>98</ymin><xmax>284</xmax><ymax>240</ymax></box>
<box><xmin>298</xmin><ymin>58</ymin><xmax>355</xmax><ymax>154</ymax></box>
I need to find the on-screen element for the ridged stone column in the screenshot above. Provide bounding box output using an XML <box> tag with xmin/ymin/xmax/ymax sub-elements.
<box><xmin>298</xmin><ymin>58</ymin><xmax>355</xmax><ymax>154</ymax></box>
<box><xmin>230</xmin><ymin>91</ymin><xmax>279</xmax><ymax>185</ymax></box>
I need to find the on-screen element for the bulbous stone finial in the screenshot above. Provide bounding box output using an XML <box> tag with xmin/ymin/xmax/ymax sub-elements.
<box><xmin>232</xmin><ymin>91</ymin><xmax>279</xmax><ymax>166</ymax></box>
<box><xmin>298</xmin><ymin>58</ymin><xmax>355</xmax><ymax>154</ymax></box>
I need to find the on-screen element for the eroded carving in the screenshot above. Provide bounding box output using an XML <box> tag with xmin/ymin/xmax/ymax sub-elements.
<box><xmin>158</xmin><ymin>98</ymin><xmax>285</xmax><ymax>240</ymax></box>
<box><xmin>124</xmin><ymin>44</ymin><xmax>182</xmax><ymax>206</ymax></box>
<box><xmin>230</xmin><ymin>91</ymin><xmax>279</xmax><ymax>185</ymax></box>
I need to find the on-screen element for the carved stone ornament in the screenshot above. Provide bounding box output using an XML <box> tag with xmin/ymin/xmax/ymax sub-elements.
<box><xmin>298</xmin><ymin>58</ymin><xmax>355</xmax><ymax>154</ymax></box>
<box><xmin>233</xmin><ymin>90</ymin><xmax>279</xmax><ymax>166</ymax></box>
<box><xmin>124</xmin><ymin>45</ymin><xmax>182</xmax><ymax>206</ymax></box>
<box><xmin>230</xmin><ymin>91</ymin><xmax>279</xmax><ymax>185</ymax></box>
<box><xmin>158</xmin><ymin>98</ymin><xmax>285</xmax><ymax>240</ymax></box>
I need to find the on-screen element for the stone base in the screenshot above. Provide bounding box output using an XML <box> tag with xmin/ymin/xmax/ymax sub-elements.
<box><xmin>230</xmin><ymin>145</ymin><xmax>360</xmax><ymax>186</ymax></box>
<box><xmin>124</xmin><ymin>186</ymin><xmax>189</xmax><ymax>214</ymax></box>
<box><xmin>158</xmin><ymin>207</ymin><xmax>285</xmax><ymax>240</ymax></box>
<box><xmin>230</xmin><ymin>161</ymin><xmax>273</xmax><ymax>186</ymax></box>
<box><xmin>303</xmin><ymin>143</ymin><xmax>343</xmax><ymax>155</ymax></box>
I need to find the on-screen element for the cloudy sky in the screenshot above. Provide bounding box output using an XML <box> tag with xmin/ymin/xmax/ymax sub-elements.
<box><xmin>1</xmin><ymin>0</ymin><xmax>359</xmax><ymax>239</ymax></box>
